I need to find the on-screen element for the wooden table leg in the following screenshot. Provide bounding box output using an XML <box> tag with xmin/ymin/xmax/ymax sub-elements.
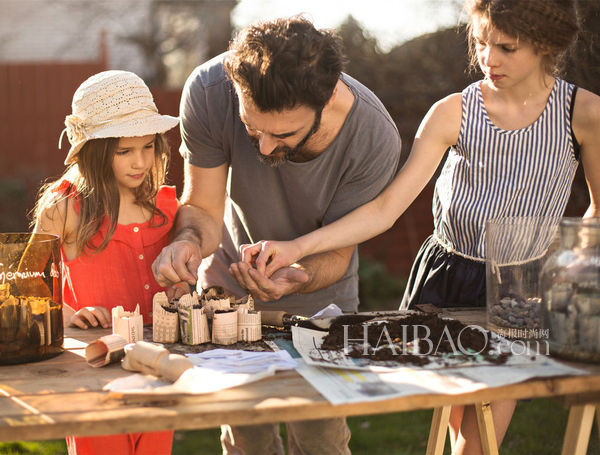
<box><xmin>475</xmin><ymin>401</ymin><xmax>499</xmax><ymax>455</ymax></box>
<box><xmin>561</xmin><ymin>404</ymin><xmax>596</xmax><ymax>455</ymax></box>
<box><xmin>597</xmin><ymin>405</ymin><xmax>600</xmax><ymax>444</ymax></box>
<box><xmin>426</xmin><ymin>406</ymin><xmax>451</xmax><ymax>455</ymax></box>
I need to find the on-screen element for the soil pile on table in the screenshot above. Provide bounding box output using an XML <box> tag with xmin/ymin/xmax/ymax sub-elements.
<box><xmin>321</xmin><ymin>312</ymin><xmax>509</xmax><ymax>366</ymax></box>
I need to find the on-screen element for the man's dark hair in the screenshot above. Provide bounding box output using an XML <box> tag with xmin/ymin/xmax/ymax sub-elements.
<box><xmin>224</xmin><ymin>16</ymin><xmax>346</xmax><ymax>112</ymax></box>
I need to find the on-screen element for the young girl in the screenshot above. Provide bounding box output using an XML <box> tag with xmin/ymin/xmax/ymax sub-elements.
<box><xmin>32</xmin><ymin>70</ymin><xmax>179</xmax><ymax>455</ymax></box>
<box><xmin>238</xmin><ymin>0</ymin><xmax>600</xmax><ymax>453</ymax></box>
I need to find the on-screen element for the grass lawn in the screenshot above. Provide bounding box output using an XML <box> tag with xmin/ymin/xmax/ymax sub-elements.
<box><xmin>1</xmin><ymin>398</ymin><xmax>598</xmax><ymax>454</ymax></box>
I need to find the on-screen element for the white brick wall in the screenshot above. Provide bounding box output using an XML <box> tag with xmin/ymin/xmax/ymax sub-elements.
<box><xmin>0</xmin><ymin>0</ymin><xmax>235</xmax><ymax>85</ymax></box>
<box><xmin>0</xmin><ymin>1</ymin><xmax>149</xmax><ymax>75</ymax></box>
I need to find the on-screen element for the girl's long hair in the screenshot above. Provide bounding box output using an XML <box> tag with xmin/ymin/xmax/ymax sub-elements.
<box><xmin>465</xmin><ymin>0</ymin><xmax>579</xmax><ymax>76</ymax></box>
<box><xmin>31</xmin><ymin>133</ymin><xmax>170</xmax><ymax>255</ymax></box>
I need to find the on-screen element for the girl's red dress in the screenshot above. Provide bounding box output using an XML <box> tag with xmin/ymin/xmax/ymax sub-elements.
<box><xmin>57</xmin><ymin>183</ymin><xmax>178</xmax><ymax>455</ymax></box>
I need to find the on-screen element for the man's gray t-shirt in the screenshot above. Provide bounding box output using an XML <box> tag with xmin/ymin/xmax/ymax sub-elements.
<box><xmin>180</xmin><ymin>53</ymin><xmax>401</xmax><ymax>316</ymax></box>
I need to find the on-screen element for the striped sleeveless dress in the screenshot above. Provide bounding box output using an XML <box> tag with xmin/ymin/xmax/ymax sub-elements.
<box><xmin>400</xmin><ymin>78</ymin><xmax>579</xmax><ymax>309</ymax></box>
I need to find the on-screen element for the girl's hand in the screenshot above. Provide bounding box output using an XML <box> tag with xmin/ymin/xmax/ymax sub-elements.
<box><xmin>239</xmin><ymin>240</ymin><xmax>303</xmax><ymax>277</ymax></box>
<box><xmin>69</xmin><ymin>306</ymin><xmax>111</xmax><ymax>329</ymax></box>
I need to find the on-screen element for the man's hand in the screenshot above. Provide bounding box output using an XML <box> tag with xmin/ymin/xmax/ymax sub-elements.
<box><xmin>166</xmin><ymin>281</ymin><xmax>193</xmax><ymax>301</ymax></box>
<box><xmin>229</xmin><ymin>261</ymin><xmax>309</xmax><ymax>302</ymax></box>
<box><xmin>240</xmin><ymin>240</ymin><xmax>303</xmax><ymax>277</ymax></box>
<box><xmin>68</xmin><ymin>306</ymin><xmax>111</xmax><ymax>329</ymax></box>
<box><xmin>152</xmin><ymin>239</ymin><xmax>203</xmax><ymax>287</ymax></box>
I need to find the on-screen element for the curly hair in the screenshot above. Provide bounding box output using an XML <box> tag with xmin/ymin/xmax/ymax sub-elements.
<box><xmin>31</xmin><ymin>134</ymin><xmax>170</xmax><ymax>255</ymax></box>
<box><xmin>465</xmin><ymin>0</ymin><xmax>579</xmax><ymax>75</ymax></box>
<box><xmin>224</xmin><ymin>16</ymin><xmax>347</xmax><ymax>112</ymax></box>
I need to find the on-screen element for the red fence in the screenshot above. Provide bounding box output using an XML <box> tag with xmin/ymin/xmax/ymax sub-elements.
<box><xmin>0</xmin><ymin>62</ymin><xmax>431</xmax><ymax>278</ymax></box>
<box><xmin>1</xmin><ymin>63</ymin><xmax>106</xmax><ymax>181</ymax></box>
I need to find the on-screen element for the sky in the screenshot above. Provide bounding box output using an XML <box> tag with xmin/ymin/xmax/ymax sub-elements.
<box><xmin>231</xmin><ymin>0</ymin><xmax>464</xmax><ymax>51</ymax></box>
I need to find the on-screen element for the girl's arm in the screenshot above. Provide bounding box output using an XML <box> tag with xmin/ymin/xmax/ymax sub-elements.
<box><xmin>16</xmin><ymin>193</ymin><xmax>72</xmax><ymax>297</ymax></box>
<box><xmin>33</xmin><ymin>193</ymin><xmax>110</xmax><ymax>328</ymax></box>
<box><xmin>573</xmin><ymin>88</ymin><xmax>600</xmax><ymax>218</ymax></box>
<box><xmin>33</xmin><ymin>191</ymin><xmax>72</xmax><ymax>240</ymax></box>
<box><xmin>243</xmin><ymin>93</ymin><xmax>463</xmax><ymax>277</ymax></box>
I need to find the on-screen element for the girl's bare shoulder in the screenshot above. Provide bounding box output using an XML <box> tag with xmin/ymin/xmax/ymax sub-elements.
<box><xmin>434</xmin><ymin>92</ymin><xmax>462</xmax><ymax>117</ymax></box>
<box><xmin>573</xmin><ymin>88</ymin><xmax>600</xmax><ymax>145</ymax></box>
<box><xmin>419</xmin><ymin>93</ymin><xmax>463</xmax><ymax>145</ymax></box>
<box><xmin>35</xmin><ymin>187</ymin><xmax>79</xmax><ymax>239</ymax></box>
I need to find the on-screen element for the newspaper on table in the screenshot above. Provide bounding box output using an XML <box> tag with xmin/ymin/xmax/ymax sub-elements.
<box><xmin>292</xmin><ymin>325</ymin><xmax>524</xmax><ymax>371</ymax></box>
<box><xmin>291</xmin><ymin>325</ymin><xmax>589</xmax><ymax>405</ymax></box>
<box><xmin>185</xmin><ymin>349</ymin><xmax>297</xmax><ymax>374</ymax></box>
<box><xmin>104</xmin><ymin>347</ymin><xmax>296</xmax><ymax>395</ymax></box>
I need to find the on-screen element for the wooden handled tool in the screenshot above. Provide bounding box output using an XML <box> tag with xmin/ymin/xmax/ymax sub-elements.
<box><xmin>261</xmin><ymin>310</ymin><xmax>309</xmax><ymax>327</ymax></box>
<box><xmin>260</xmin><ymin>310</ymin><xmax>345</xmax><ymax>330</ymax></box>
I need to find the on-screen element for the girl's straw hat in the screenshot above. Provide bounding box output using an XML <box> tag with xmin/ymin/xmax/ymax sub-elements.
<box><xmin>60</xmin><ymin>70</ymin><xmax>179</xmax><ymax>165</ymax></box>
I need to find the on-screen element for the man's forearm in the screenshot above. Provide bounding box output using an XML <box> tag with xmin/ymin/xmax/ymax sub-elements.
<box><xmin>295</xmin><ymin>245</ymin><xmax>355</xmax><ymax>294</ymax></box>
<box><xmin>174</xmin><ymin>204</ymin><xmax>223</xmax><ymax>258</ymax></box>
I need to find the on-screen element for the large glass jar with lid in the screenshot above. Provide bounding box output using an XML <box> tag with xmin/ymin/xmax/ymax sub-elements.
<box><xmin>540</xmin><ymin>217</ymin><xmax>600</xmax><ymax>362</ymax></box>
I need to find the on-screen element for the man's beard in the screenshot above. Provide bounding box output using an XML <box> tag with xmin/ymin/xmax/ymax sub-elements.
<box><xmin>250</xmin><ymin>109</ymin><xmax>322</xmax><ymax>167</ymax></box>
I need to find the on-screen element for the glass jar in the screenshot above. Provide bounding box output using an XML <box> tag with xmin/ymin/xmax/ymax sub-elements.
<box><xmin>0</xmin><ymin>233</ymin><xmax>64</xmax><ymax>364</ymax></box>
<box><xmin>486</xmin><ymin>216</ymin><xmax>561</xmax><ymax>339</ymax></box>
<box><xmin>541</xmin><ymin>218</ymin><xmax>600</xmax><ymax>362</ymax></box>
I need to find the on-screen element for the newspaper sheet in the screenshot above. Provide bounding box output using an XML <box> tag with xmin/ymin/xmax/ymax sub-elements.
<box><xmin>105</xmin><ymin>349</ymin><xmax>297</xmax><ymax>395</ymax></box>
<box><xmin>291</xmin><ymin>326</ymin><xmax>588</xmax><ymax>405</ymax></box>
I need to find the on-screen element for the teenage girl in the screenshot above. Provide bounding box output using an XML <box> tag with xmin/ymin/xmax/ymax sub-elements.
<box><xmin>238</xmin><ymin>1</ymin><xmax>600</xmax><ymax>453</ymax></box>
<box><xmin>32</xmin><ymin>70</ymin><xmax>179</xmax><ymax>455</ymax></box>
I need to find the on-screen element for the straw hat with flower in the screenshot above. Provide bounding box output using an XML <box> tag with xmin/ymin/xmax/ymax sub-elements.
<box><xmin>59</xmin><ymin>70</ymin><xmax>179</xmax><ymax>165</ymax></box>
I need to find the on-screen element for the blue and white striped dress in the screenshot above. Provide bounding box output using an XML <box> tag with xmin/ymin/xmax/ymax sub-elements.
<box><xmin>401</xmin><ymin>78</ymin><xmax>579</xmax><ymax>309</ymax></box>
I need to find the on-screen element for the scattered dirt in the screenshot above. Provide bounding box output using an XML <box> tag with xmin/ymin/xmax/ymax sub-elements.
<box><xmin>146</xmin><ymin>312</ymin><xmax>510</xmax><ymax>367</ymax></box>
<box><xmin>262</xmin><ymin>326</ymin><xmax>292</xmax><ymax>341</ymax></box>
<box><xmin>295</xmin><ymin>313</ymin><xmax>379</xmax><ymax>330</ymax></box>
<box><xmin>144</xmin><ymin>326</ymin><xmax>283</xmax><ymax>354</ymax></box>
<box><xmin>321</xmin><ymin>312</ymin><xmax>510</xmax><ymax>366</ymax></box>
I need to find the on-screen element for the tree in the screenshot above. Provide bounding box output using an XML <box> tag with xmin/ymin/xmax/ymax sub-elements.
<box><xmin>120</xmin><ymin>0</ymin><xmax>237</xmax><ymax>87</ymax></box>
<box><xmin>562</xmin><ymin>0</ymin><xmax>600</xmax><ymax>94</ymax></box>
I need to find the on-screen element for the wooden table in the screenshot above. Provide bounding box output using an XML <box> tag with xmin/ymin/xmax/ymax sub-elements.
<box><xmin>1</xmin><ymin>309</ymin><xmax>599</xmax><ymax>454</ymax></box>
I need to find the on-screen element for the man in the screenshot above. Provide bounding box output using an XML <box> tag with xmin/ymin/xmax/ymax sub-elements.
<box><xmin>153</xmin><ymin>16</ymin><xmax>401</xmax><ymax>455</ymax></box>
